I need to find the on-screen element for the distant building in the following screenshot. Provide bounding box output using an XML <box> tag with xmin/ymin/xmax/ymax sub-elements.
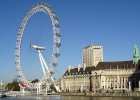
<box><xmin>61</xmin><ymin>43</ymin><xmax>140</xmax><ymax>92</ymax></box>
<box><xmin>0</xmin><ymin>81</ymin><xmax>7</xmax><ymax>90</ymax></box>
<box><xmin>82</xmin><ymin>45</ymin><xmax>103</xmax><ymax>67</ymax></box>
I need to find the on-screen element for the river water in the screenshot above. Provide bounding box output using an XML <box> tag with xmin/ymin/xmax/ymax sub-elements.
<box><xmin>0</xmin><ymin>95</ymin><xmax>140</xmax><ymax>100</ymax></box>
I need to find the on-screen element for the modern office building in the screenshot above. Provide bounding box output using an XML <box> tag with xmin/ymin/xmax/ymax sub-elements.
<box><xmin>82</xmin><ymin>45</ymin><xmax>103</xmax><ymax>67</ymax></box>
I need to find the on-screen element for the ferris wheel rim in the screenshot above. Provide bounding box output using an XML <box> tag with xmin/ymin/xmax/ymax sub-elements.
<box><xmin>15</xmin><ymin>2</ymin><xmax>61</xmax><ymax>88</ymax></box>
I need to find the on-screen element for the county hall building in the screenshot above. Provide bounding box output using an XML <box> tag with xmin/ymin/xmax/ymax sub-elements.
<box><xmin>60</xmin><ymin>43</ymin><xmax>140</xmax><ymax>92</ymax></box>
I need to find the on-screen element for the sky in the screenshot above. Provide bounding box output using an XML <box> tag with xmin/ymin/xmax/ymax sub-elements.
<box><xmin>0</xmin><ymin>0</ymin><xmax>140</xmax><ymax>82</ymax></box>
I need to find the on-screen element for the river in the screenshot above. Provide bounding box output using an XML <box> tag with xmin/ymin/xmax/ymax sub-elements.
<box><xmin>0</xmin><ymin>95</ymin><xmax>140</xmax><ymax>100</ymax></box>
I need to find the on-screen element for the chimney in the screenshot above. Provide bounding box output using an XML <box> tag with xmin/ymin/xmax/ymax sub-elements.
<box><xmin>83</xmin><ymin>63</ymin><xmax>86</xmax><ymax>71</ymax></box>
<box><xmin>78</xmin><ymin>64</ymin><xmax>81</xmax><ymax>72</ymax></box>
<box><xmin>68</xmin><ymin>65</ymin><xmax>72</xmax><ymax>72</ymax></box>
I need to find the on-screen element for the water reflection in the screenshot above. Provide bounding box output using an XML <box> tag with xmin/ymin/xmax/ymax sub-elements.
<box><xmin>0</xmin><ymin>96</ymin><xmax>140</xmax><ymax>100</ymax></box>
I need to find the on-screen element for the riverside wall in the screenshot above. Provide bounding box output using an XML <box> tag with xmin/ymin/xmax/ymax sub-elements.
<box><xmin>55</xmin><ymin>92</ymin><xmax>140</xmax><ymax>97</ymax></box>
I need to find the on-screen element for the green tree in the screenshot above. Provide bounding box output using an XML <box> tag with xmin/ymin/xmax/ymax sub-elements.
<box><xmin>31</xmin><ymin>79</ymin><xmax>39</xmax><ymax>83</ymax></box>
<box><xmin>6</xmin><ymin>81</ymin><xmax>20</xmax><ymax>91</ymax></box>
<box><xmin>50</xmin><ymin>84</ymin><xmax>57</xmax><ymax>92</ymax></box>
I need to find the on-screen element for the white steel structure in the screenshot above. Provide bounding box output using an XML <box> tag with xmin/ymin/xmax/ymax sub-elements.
<box><xmin>15</xmin><ymin>2</ymin><xmax>61</xmax><ymax>94</ymax></box>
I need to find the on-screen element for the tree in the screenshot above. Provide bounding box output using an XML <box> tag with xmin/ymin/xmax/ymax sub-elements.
<box><xmin>31</xmin><ymin>79</ymin><xmax>39</xmax><ymax>83</ymax></box>
<box><xmin>50</xmin><ymin>84</ymin><xmax>57</xmax><ymax>92</ymax></box>
<box><xmin>6</xmin><ymin>81</ymin><xmax>20</xmax><ymax>91</ymax></box>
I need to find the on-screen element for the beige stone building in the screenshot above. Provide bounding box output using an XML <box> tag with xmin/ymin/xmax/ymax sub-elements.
<box><xmin>0</xmin><ymin>81</ymin><xmax>7</xmax><ymax>90</ymax></box>
<box><xmin>92</xmin><ymin>61</ymin><xmax>140</xmax><ymax>92</ymax></box>
<box><xmin>60</xmin><ymin>43</ymin><xmax>140</xmax><ymax>93</ymax></box>
<box><xmin>82</xmin><ymin>45</ymin><xmax>103</xmax><ymax>67</ymax></box>
<box><xmin>61</xmin><ymin>61</ymin><xmax>140</xmax><ymax>93</ymax></box>
<box><xmin>60</xmin><ymin>65</ymin><xmax>95</xmax><ymax>92</ymax></box>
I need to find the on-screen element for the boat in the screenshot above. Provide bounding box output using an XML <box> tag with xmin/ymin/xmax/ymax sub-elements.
<box><xmin>5</xmin><ymin>86</ymin><xmax>17</xmax><ymax>97</ymax></box>
<box><xmin>0</xmin><ymin>93</ymin><xmax>2</xmax><ymax>98</ymax></box>
<box><xmin>0</xmin><ymin>89</ymin><xmax>5</xmax><ymax>98</ymax></box>
<box><xmin>5</xmin><ymin>92</ymin><xmax>16</xmax><ymax>97</ymax></box>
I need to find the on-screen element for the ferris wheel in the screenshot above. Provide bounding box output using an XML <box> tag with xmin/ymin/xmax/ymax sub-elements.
<box><xmin>15</xmin><ymin>2</ymin><xmax>61</xmax><ymax>93</ymax></box>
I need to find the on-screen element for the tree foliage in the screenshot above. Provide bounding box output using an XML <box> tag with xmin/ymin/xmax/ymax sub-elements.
<box><xmin>31</xmin><ymin>79</ymin><xmax>39</xmax><ymax>83</ymax></box>
<box><xmin>50</xmin><ymin>84</ymin><xmax>57</xmax><ymax>92</ymax></box>
<box><xmin>6</xmin><ymin>81</ymin><xmax>20</xmax><ymax>91</ymax></box>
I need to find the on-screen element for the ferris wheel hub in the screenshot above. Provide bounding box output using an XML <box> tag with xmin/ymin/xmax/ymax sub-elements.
<box><xmin>30</xmin><ymin>44</ymin><xmax>46</xmax><ymax>50</ymax></box>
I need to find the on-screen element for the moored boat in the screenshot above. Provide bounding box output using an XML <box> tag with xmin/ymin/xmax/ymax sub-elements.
<box><xmin>0</xmin><ymin>89</ymin><xmax>5</xmax><ymax>98</ymax></box>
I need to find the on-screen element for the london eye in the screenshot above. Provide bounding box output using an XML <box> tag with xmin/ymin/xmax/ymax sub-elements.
<box><xmin>15</xmin><ymin>2</ymin><xmax>61</xmax><ymax>94</ymax></box>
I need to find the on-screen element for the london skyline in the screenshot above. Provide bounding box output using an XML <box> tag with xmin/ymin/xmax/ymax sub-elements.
<box><xmin>0</xmin><ymin>0</ymin><xmax>140</xmax><ymax>82</ymax></box>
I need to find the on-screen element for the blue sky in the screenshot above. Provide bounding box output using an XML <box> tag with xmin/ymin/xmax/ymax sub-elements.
<box><xmin>0</xmin><ymin>0</ymin><xmax>140</xmax><ymax>82</ymax></box>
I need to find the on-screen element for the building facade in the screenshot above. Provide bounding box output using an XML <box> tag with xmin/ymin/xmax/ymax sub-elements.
<box><xmin>60</xmin><ymin>43</ymin><xmax>140</xmax><ymax>93</ymax></box>
<box><xmin>0</xmin><ymin>81</ymin><xmax>7</xmax><ymax>90</ymax></box>
<box><xmin>82</xmin><ymin>45</ymin><xmax>103</xmax><ymax>67</ymax></box>
<box><xmin>60</xmin><ymin>65</ymin><xmax>95</xmax><ymax>92</ymax></box>
<box><xmin>92</xmin><ymin>43</ymin><xmax>140</xmax><ymax>92</ymax></box>
<box><xmin>92</xmin><ymin>61</ymin><xmax>140</xmax><ymax>92</ymax></box>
